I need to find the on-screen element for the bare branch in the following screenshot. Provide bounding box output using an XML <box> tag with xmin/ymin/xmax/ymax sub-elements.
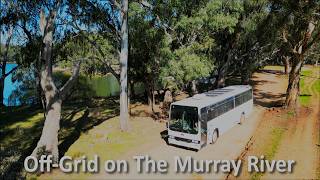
<box><xmin>73</xmin><ymin>25</ymin><xmax>120</xmax><ymax>82</ymax></box>
<box><xmin>59</xmin><ymin>59</ymin><xmax>82</xmax><ymax>100</ymax></box>
<box><xmin>303</xmin><ymin>31</ymin><xmax>320</xmax><ymax>54</ymax></box>
<box><xmin>4</xmin><ymin>65</ymin><xmax>19</xmax><ymax>77</ymax></box>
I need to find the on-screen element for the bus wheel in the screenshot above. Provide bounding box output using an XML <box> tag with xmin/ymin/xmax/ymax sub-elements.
<box><xmin>239</xmin><ymin>112</ymin><xmax>245</xmax><ymax>125</ymax></box>
<box><xmin>211</xmin><ymin>129</ymin><xmax>218</xmax><ymax>144</ymax></box>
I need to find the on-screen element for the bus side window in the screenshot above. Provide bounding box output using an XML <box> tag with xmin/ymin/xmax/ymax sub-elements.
<box><xmin>208</xmin><ymin>108</ymin><xmax>214</xmax><ymax>120</ymax></box>
<box><xmin>201</xmin><ymin>108</ymin><xmax>207</xmax><ymax>121</ymax></box>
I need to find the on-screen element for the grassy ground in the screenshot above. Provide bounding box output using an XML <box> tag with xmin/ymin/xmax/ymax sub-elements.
<box><xmin>299</xmin><ymin>69</ymin><xmax>314</xmax><ymax>106</ymax></box>
<box><xmin>36</xmin><ymin>116</ymin><xmax>163</xmax><ymax>180</ymax></box>
<box><xmin>0</xmin><ymin>98</ymin><xmax>119</xmax><ymax>179</ymax></box>
<box><xmin>263</xmin><ymin>65</ymin><xmax>285</xmax><ymax>71</ymax></box>
<box><xmin>251</xmin><ymin>127</ymin><xmax>285</xmax><ymax>180</ymax></box>
<box><xmin>0</xmin><ymin>106</ymin><xmax>44</xmax><ymax>179</ymax></box>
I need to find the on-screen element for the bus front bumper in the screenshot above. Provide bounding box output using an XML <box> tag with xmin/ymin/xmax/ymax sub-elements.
<box><xmin>168</xmin><ymin>137</ymin><xmax>202</xmax><ymax>150</ymax></box>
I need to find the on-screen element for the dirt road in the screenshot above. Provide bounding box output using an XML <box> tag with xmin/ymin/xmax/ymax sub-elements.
<box><xmin>92</xmin><ymin>70</ymin><xmax>286</xmax><ymax>180</ymax></box>
<box><xmin>262</xmin><ymin>67</ymin><xmax>320</xmax><ymax>180</ymax></box>
<box><xmin>39</xmin><ymin>67</ymin><xmax>318</xmax><ymax>180</ymax></box>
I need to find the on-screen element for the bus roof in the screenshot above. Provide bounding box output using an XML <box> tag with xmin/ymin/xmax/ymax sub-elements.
<box><xmin>172</xmin><ymin>85</ymin><xmax>252</xmax><ymax>109</ymax></box>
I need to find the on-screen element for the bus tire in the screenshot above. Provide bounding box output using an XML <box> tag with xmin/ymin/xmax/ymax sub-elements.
<box><xmin>210</xmin><ymin>129</ymin><xmax>218</xmax><ymax>144</ymax></box>
<box><xmin>239</xmin><ymin>112</ymin><xmax>245</xmax><ymax>125</ymax></box>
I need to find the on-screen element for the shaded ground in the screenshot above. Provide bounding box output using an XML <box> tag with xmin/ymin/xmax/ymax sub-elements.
<box><xmin>0</xmin><ymin>98</ymin><xmax>119</xmax><ymax>179</ymax></box>
<box><xmin>36</xmin><ymin>66</ymin><xmax>289</xmax><ymax>180</ymax></box>
<box><xmin>251</xmin><ymin>69</ymin><xmax>288</xmax><ymax>108</ymax></box>
<box><xmin>2</xmin><ymin>66</ymin><xmax>318</xmax><ymax>180</ymax></box>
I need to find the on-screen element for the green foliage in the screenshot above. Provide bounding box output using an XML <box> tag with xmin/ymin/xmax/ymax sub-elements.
<box><xmin>56</xmin><ymin>32</ymin><xmax>118</xmax><ymax>75</ymax></box>
<box><xmin>204</xmin><ymin>0</ymin><xmax>243</xmax><ymax>32</ymax></box>
<box><xmin>160</xmin><ymin>46</ymin><xmax>213</xmax><ymax>89</ymax></box>
<box><xmin>306</xmin><ymin>43</ymin><xmax>320</xmax><ymax>64</ymax></box>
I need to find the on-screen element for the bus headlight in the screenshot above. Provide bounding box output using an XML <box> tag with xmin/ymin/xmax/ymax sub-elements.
<box><xmin>192</xmin><ymin>140</ymin><xmax>200</xmax><ymax>144</ymax></box>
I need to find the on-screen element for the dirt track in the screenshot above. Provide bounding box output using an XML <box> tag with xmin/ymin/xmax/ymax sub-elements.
<box><xmin>262</xmin><ymin>67</ymin><xmax>320</xmax><ymax>179</ymax></box>
<box><xmin>38</xmin><ymin>67</ymin><xmax>319</xmax><ymax>180</ymax></box>
<box><xmin>91</xmin><ymin>70</ymin><xmax>287</xmax><ymax>180</ymax></box>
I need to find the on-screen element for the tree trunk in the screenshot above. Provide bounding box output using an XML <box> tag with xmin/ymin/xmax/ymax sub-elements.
<box><xmin>0</xmin><ymin>77</ymin><xmax>4</xmax><ymax>107</ymax></box>
<box><xmin>215</xmin><ymin>45</ymin><xmax>234</xmax><ymax>88</ymax></box>
<box><xmin>190</xmin><ymin>80</ymin><xmax>197</xmax><ymax>95</ymax></box>
<box><xmin>31</xmin><ymin>8</ymin><xmax>81</xmax><ymax>162</ymax></box>
<box><xmin>31</xmin><ymin>8</ymin><xmax>59</xmax><ymax>161</ymax></box>
<box><xmin>145</xmin><ymin>81</ymin><xmax>154</xmax><ymax>114</ymax></box>
<box><xmin>285</xmin><ymin>71</ymin><xmax>300</xmax><ymax>108</ymax></box>
<box><xmin>148</xmin><ymin>92</ymin><xmax>153</xmax><ymax>113</ymax></box>
<box><xmin>0</xmin><ymin>62</ymin><xmax>5</xmax><ymax>107</ymax></box>
<box><xmin>35</xmin><ymin>54</ymin><xmax>46</xmax><ymax>111</ymax></box>
<box><xmin>216</xmin><ymin>68</ymin><xmax>226</xmax><ymax>88</ymax></box>
<box><xmin>163</xmin><ymin>90</ymin><xmax>173</xmax><ymax>104</ymax></box>
<box><xmin>119</xmin><ymin>0</ymin><xmax>129</xmax><ymax>131</ymax></box>
<box><xmin>31</xmin><ymin>98</ymin><xmax>62</xmax><ymax>162</ymax></box>
<box><xmin>0</xmin><ymin>27</ymin><xmax>13</xmax><ymax>107</ymax></box>
<box><xmin>241</xmin><ymin>70</ymin><xmax>251</xmax><ymax>85</ymax></box>
<box><xmin>163</xmin><ymin>90</ymin><xmax>172</xmax><ymax>116</ymax></box>
<box><xmin>32</xmin><ymin>63</ymin><xmax>81</xmax><ymax>162</ymax></box>
<box><xmin>285</xmin><ymin>56</ymin><xmax>303</xmax><ymax>108</ymax></box>
<box><xmin>283</xmin><ymin>21</ymin><xmax>318</xmax><ymax>109</ymax></box>
<box><xmin>283</xmin><ymin>56</ymin><xmax>290</xmax><ymax>74</ymax></box>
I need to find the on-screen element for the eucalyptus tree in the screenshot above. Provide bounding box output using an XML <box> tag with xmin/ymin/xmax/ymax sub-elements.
<box><xmin>269</xmin><ymin>0</ymin><xmax>320</xmax><ymax>108</ymax></box>
<box><xmin>25</xmin><ymin>2</ymin><xmax>84</xmax><ymax>161</ymax></box>
<box><xmin>1</xmin><ymin>0</ymin><xmax>107</xmax><ymax>160</ymax></box>
<box><xmin>1</xmin><ymin>0</ymin><xmax>124</xmax><ymax>160</ymax></box>
<box><xmin>128</xmin><ymin>2</ymin><xmax>172</xmax><ymax>112</ymax></box>
<box><xmin>68</xmin><ymin>0</ymin><xmax>130</xmax><ymax>130</ymax></box>
<box><xmin>159</xmin><ymin>0</ymin><xmax>244</xmax><ymax>90</ymax></box>
<box><xmin>119</xmin><ymin>0</ymin><xmax>129</xmax><ymax>130</ymax></box>
<box><xmin>1</xmin><ymin>0</ymin><xmax>46</xmax><ymax>108</ymax></box>
<box><xmin>225</xmin><ymin>0</ymin><xmax>275</xmax><ymax>83</ymax></box>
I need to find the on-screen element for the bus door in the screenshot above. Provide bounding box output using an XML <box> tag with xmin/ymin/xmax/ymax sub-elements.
<box><xmin>200</xmin><ymin>108</ymin><xmax>207</xmax><ymax>146</ymax></box>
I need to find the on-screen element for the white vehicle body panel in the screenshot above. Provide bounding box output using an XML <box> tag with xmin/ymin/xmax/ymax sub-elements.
<box><xmin>167</xmin><ymin>85</ymin><xmax>253</xmax><ymax>150</ymax></box>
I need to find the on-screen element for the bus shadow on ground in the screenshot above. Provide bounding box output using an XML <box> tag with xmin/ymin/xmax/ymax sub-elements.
<box><xmin>160</xmin><ymin>130</ymin><xmax>198</xmax><ymax>152</ymax></box>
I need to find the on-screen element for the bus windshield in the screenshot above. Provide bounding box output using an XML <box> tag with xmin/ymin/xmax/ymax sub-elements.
<box><xmin>169</xmin><ymin>105</ymin><xmax>198</xmax><ymax>134</ymax></box>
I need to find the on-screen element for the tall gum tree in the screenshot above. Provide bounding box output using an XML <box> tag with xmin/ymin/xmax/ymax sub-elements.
<box><xmin>119</xmin><ymin>0</ymin><xmax>129</xmax><ymax>131</ymax></box>
<box><xmin>278</xmin><ymin>1</ymin><xmax>320</xmax><ymax>108</ymax></box>
<box><xmin>284</xmin><ymin>21</ymin><xmax>319</xmax><ymax>108</ymax></box>
<box><xmin>69</xmin><ymin>0</ymin><xmax>129</xmax><ymax>131</ymax></box>
<box><xmin>31</xmin><ymin>7</ymin><xmax>82</xmax><ymax>161</ymax></box>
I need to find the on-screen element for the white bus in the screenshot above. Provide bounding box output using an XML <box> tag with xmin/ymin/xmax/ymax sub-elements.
<box><xmin>167</xmin><ymin>85</ymin><xmax>253</xmax><ymax>150</ymax></box>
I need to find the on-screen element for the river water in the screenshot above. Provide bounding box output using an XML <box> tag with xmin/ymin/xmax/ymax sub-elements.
<box><xmin>3</xmin><ymin>64</ymin><xmax>144</xmax><ymax>106</ymax></box>
<box><xmin>3</xmin><ymin>63</ymin><xmax>19</xmax><ymax>106</ymax></box>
